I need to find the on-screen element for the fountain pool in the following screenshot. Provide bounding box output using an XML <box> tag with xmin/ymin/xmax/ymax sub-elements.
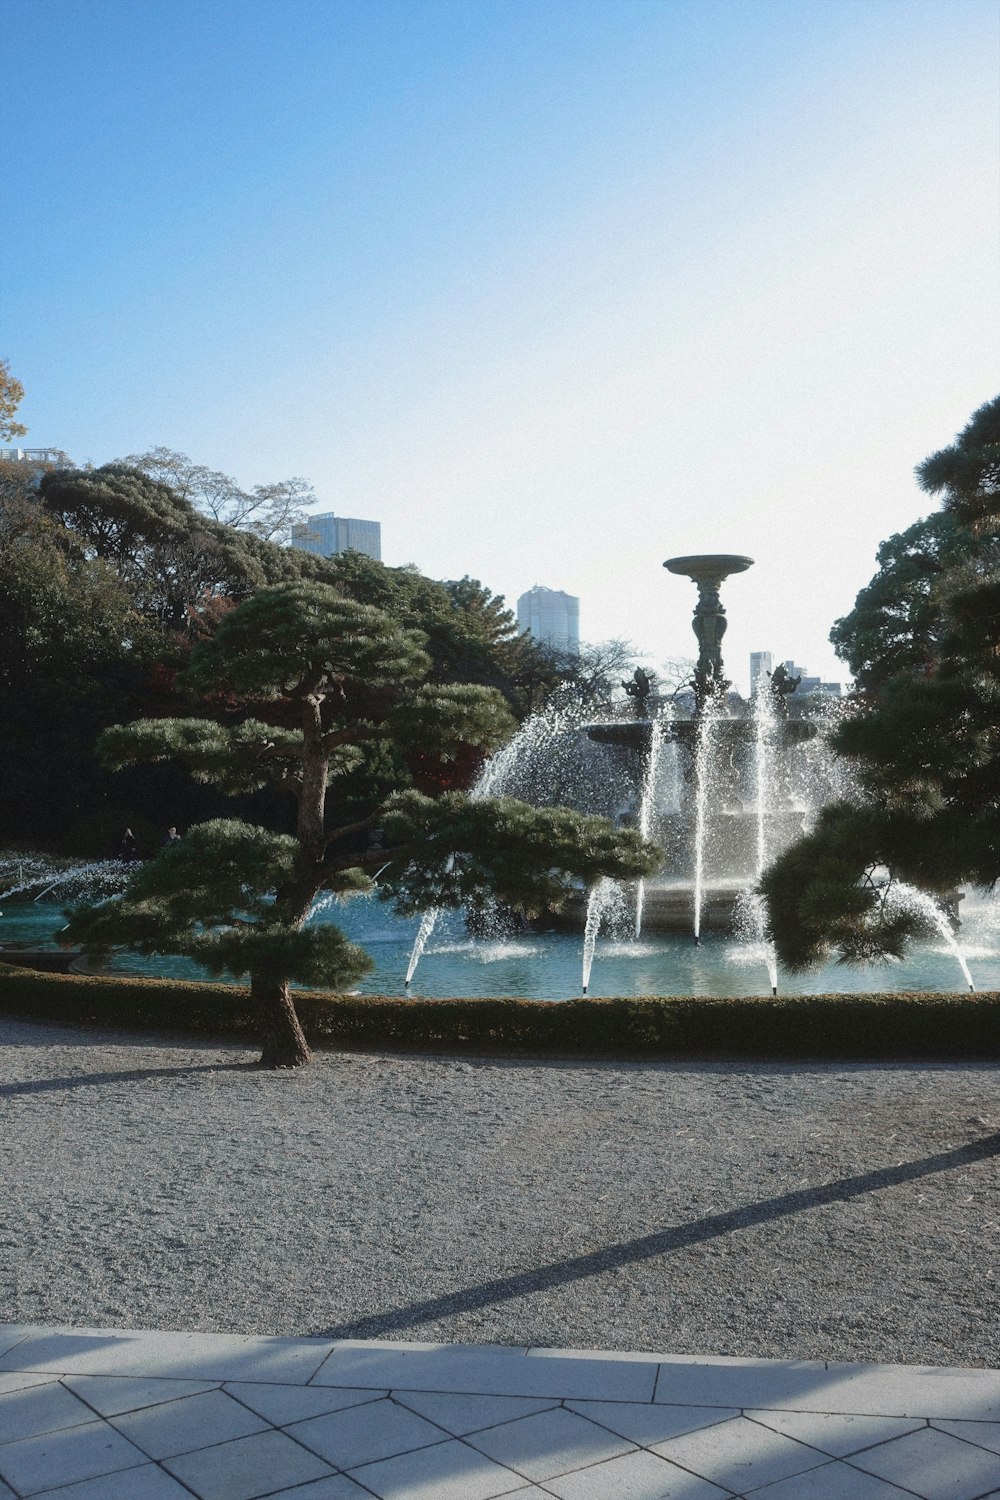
<box><xmin>3</xmin><ymin>890</ymin><xmax>999</xmax><ymax>1000</ymax></box>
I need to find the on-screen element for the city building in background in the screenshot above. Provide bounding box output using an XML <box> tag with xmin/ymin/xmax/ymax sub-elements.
<box><xmin>291</xmin><ymin>512</ymin><xmax>381</xmax><ymax>561</ymax></box>
<box><xmin>517</xmin><ymin>585</ymin><xmax>580</xmax><ymax>653</ymax></box>
<box><xmin>783</xmin><ymin>660</ymin><xmax>842</xmax><ymax>697</ymax></box>
<box><xmin>749</xmin><ymin>651</ymin><xmax>773</xmax><ymax>693</ymax></box>
<box><xmin>0</xmin><ymin>446</ymin><xmax>68</xmax><ymax>466</ymax></box>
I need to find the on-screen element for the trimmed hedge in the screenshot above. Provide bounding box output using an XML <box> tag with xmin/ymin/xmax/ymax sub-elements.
<box><xmin>0</xmin><ymin>964</ymin><xmax>998</xmax><ymax>1058</ymax></box>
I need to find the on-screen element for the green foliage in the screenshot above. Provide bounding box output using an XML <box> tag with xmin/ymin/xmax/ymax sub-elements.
<box><xmin>329</xmin><ymin>550</ymin><xmax>559</xmax><ymax>715</ymax></box>
<box><xmin>38</xmin><ymin>463</ymin><xmax>333</xmax><ymax>630</ymax></box>
<box><xmin>765</xmin><ymin>396</ymin><xmax>1000</xmax><ymax>967</ymax></box>
<box><xmin>0</xmin><ymin>358</ymin><xmax>27</xmax><ymax>440</ymax></box>
<box><xmin>382</xmin><ymin>790</ymin><xmax>657</xmax><ymax>917</ymax></box>
<box><xmin>180</xmin><ymin>583</ymin><xmax>431</xmax><ymax>698</ymax></box>
<box><xmin>1</xmin><ymin>966</ymin><xmax>998</xmax><ymax>1060</ymax></box>
<box><xmin>829</xmin><ymin>512</ymin><xmax>965</xmax><ymax>691</ymax></box>
<box><xmin>69</xmin><ymin>579</ymin><xmax>657</xmax><ymax>1062</ymax></box>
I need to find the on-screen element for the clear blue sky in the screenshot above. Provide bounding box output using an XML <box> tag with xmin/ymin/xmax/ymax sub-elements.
<box><xmin>4</xmin><ymin>0</ymin><xmax>998</xmax><ymax>686</ymax></box>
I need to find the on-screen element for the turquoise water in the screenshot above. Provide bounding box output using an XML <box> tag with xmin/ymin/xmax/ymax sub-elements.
<box><xmin>2</xmin><ymin>895</ymin><xmax>998</xmax><ymax>999</ymax></box>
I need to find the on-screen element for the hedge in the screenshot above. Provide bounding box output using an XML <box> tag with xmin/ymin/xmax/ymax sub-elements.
<box><xmin>0</xmin><ymin>964</ymin><xmax>998</xmax><ymax>1058</ymax></box>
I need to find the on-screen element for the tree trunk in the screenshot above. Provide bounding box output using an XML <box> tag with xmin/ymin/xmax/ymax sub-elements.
<box><xmin>251</xmin><ymin>975</ymin><xmax>312</xmax><ymax>1068</ymax></box>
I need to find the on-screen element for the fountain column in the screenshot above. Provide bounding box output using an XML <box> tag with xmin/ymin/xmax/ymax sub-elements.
<box><xmin>663</xmin><ymin>553</ymin><xmax>753</xmax><ymax>706</ymax></box>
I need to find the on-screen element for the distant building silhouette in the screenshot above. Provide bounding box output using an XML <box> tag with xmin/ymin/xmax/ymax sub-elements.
<box><xmin>0</xmin><ymin>446</ymin><xmax>69</xmax><ymax>467</ymax></box>
<box><xmin>750</xmin><ymin>651</ymin><xmax>773</xmax><ymax>693</ymax></box>
<box><xmin>782</xmin><ymin>660</ymin><xmax>842</xmax><ymax>698</ymax></box>
<box><xmin>291</xmin><ymin>512</ymin><xmax>381</xmax><ymax>561</ymax></box>
<box><xmin>517</xmin><ymin>585</ymin><xmax>580</xmax><ymax>653</ymax></box>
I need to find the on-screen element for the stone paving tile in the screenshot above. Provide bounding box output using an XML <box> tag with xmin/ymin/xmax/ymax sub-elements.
<box><xmin>654</xmin><ymin>1414</ymin><xmax>828</xmax><ymax>1492</ymax></box>
<box><xmin>310</xmin><ymin>1346</ymin><xmax>657</xmax><ymax>1401</ymax></box>
<box><xmin>527</xmin><ymin>1347</ymin><xmax>665</xmax><ymax>1363</ymax></box>
<box><xmin>0</xmin><ymin>1374</ymin><xmax>57</xmax><ymax>1398</ymax></box>
<box><xmin>267</xmin><ymin>1477</ymin><xmax>376</xmax><ymax>1498</ymax></box>
<box><xmin>741</xmin><ymin>1458</ymin><xmax>918</xmax><ymax>1498</ymax></box>
<box><xmin>654</xmin><ymin>1358</ymin><xmax>1000</xmax><ymax>1420</ymax></box>
<box><xmin>286</xmin><ymin>1396</ymin><xmax>449</xmax><ymax>1470</ymax></box>
<box><xmin>0</xmin><ymin>1418</ymin><xmax>147</xmax><ymax>1495</ymax></box>
<box><xmin>932</xmin><ymin>1417</ymin><xmax>1000</xmax><ymax>1455</ymax></box>
<box><xmin>0</xmin><ymin>1325</ymin><xmax>38</xmax><ymax>1360</ymax></box>
<box><xmin>110</xmin><ymin>1387</ymin><xmax>271</xmax><ymax>1460</ymax></box>
<box><xmin>744</xmin><ymin>1409</ymin><xmax>927</xmax><ymax>1458</ymax></box>
<box><xmin>32</xmin><ymin>1462</ymin><xmax>195</xmax><ymax>1497</ymax></box>
<box><xmin>540</xmin><ymin>1447</ymin><xmax>730</xmax><ymax>1499</ymax></box>
<box><xmin>391</xmin><ymin>1391</ymin><xmax>560</xmax><ymax>1435</ymax></box>
<box><xmin>347</xmin><ymin>1435</ymin><xmax>529</xmax><ymax>1499</ymax></box>
<box><xmin>848</xmin><ymin>1424</ymin><xmax>1000</xmax><ymax>1499</ymax></box>
<box><xmin>467</xmin><ymin>1405</ymin><xmax>636</xmax><ymax>1481</ymax></box>
<box><xmin>0</xmin><ymin>1480</ymin><xmax>14</xmax><ymax>1500</ymax></box>
<box><xmin>0</xmin><ymin>1329</ymin><xmax>333</xmax><ymax>1385</ymax></box>
<box><xmin>64</xmin><ymin>1373</ymin><xmax>221</xmax><ymax>1416</ymax></box>
<box><xmin>163</xmin><ymin>1428</ymin><xmax>334</xmax><ymax>1500</ymax></box>
<box><xmin>0</xmin><ymin>1383</ymin><xmax>96</xmax><ymax>1445</ymax></box>
<box><xmin>565</xmin><ymin>1397</ymin><xmax>739</xmax><ymax>1445</ymax></box>
<box><xmin>224</xmin><ymin>1380</ymin><xmax>388</xmax><ymax>1427</ymax></box>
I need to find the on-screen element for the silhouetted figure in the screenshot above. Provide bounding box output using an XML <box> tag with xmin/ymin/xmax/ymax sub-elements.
<box><xmin>768</xmin><ymin>663</ymin><xmax>801</xmax><ymax>714</ymax></box>
<box><xmin>622</xmin><ymin>668</ymin><xmax>654</xmax><ymax>720</ymax></box>
<box><xmin>118</xmin><ymin>828</ymin><xmax>139</xmax><ymax>863</ymax></box>
<box><xmin>161</xmin><ymin>826</ymin><xmax>181</xmax><ymax>847</ymax></box>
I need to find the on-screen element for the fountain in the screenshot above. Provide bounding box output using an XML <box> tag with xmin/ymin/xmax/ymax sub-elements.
<box><xmin>575</xmin><ymin>554</ymin><xmax>832</xmax><ymax>939</ymax></box>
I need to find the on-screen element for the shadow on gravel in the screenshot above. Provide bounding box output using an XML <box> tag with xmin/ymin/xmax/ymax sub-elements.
<box><xmin>316</xmin><ymin>1131</ymin><xmax>1000</xmax><ymax>1340</ymax></box>
<box><xmin>0</xmin><ymin>1062</ymin><xmax>254</xmax><ymax>1097</ymax></box>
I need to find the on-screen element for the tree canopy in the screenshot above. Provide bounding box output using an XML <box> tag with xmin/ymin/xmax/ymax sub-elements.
<box><xmin>0</xmin><ymin>358</ymin><xmax>27</xmax><ymax>440</ymax></box>
<box><xmin>762</xmin><ymin>396</ymin><xmax>1000</xmax><ymax>970</ymax></box>
<box><xmin>67</xmin><ymin>581</ymin><xmax>659</xmax><ymax>1067</ymax></box>
<box><xmin>120</xmin><ymin>447</ymin><xmax>316</xmax><ymax>543</ymax></box>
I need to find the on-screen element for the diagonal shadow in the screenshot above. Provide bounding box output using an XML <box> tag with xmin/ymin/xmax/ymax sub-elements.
<box><xmin>316</xmin><ymin>1131</ymin><xmax>1000</xmax><ymax>1340</ymax></box>
<box><xmin>0</xmin><ymin>1062</ymin><xmax>254</xmax><ymax>1097</ymax></box>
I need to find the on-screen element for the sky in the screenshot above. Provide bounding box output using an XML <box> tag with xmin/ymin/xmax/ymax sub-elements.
<box><xmin>4</xmin><ymin>0</ymin><xmax>999</xmax><ymax>690</ymax></box>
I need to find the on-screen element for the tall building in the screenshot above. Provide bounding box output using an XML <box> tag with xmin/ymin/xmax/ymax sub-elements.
<box><xmin>291</xmin><ymin>512</ymin><xmax>381</xmax><ymax>561</ymax></box>
<box><xmin>749</xmin><ymin>651</ymin><xmax>773</xmax><ymax>693</ymax></box>
<box><xmin>782</xmin><ymin>661</ymin><xmax>842</xmax><ymax>697</ymax></box>
<box><xmin>517</xmin><ymin>585</ymin><xmax>580</xmax><ymax>653</ymax></box>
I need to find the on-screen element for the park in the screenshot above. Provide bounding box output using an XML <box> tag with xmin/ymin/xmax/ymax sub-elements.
<box><xmin>2</xmin><ymin>2</ymin><xmax>999</xmax><ymax>1496</ymax></box>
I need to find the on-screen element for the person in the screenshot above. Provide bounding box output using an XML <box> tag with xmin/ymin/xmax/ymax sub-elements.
<box><xmin>117</xmin><ymin>828</ymin><xmax>139</xmax><ymax>863</ymax></box>
<box><xmin>161</xmin><ymin>826</ymin><xmax>181</xmax><ymax>847</ymax></box>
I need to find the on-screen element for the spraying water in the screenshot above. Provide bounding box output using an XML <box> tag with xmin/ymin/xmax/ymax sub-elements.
<box><xmin>0</xmin><ymin>858</ymin><xmax>131</xmax><ymax>907</ymax></box>
<box><xmin>887</xmin><ymin>882</ymin><xmax>976</xmax><ymax>991</ymax></box>
<box><xmin>405</xmin><ymin>905</ymin><xmax>442</xmax><ymax>987</ymax></box>
<box><xmin>582</xmin><ymin>877</ymin><xmax>625</xmax><ymax>993</ymax></box>
<box><xmin>691</xmin><ymin>692</ymin><xmax>720</xmax><ymax>943</ymax></box>
<box><xmin>634</xmin><ymin>718</ymin><xmax>664</xmax><ymax>940</ymax></box>
<box><xmin>751</xmin><ymin>685</ymin><xmax>779</xmax><ymax>993</ymax></box>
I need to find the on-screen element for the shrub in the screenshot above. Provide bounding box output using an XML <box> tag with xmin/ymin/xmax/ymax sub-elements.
<box><xmin>0</xmin><ymin>966</ymin><xmax>997</xmax><ymax>1059</ymax></box>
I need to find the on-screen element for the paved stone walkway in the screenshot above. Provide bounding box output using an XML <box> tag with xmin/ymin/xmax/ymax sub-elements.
<box><xmin>0</xmin><ymin>1325</ymin><xmax>999</xmax><ymax>1498</ymax></box>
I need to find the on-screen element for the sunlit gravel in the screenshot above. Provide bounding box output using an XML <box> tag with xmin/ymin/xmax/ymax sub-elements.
<box><xmin>1</xmin><ymin>1016</ymin><xmax>998</xmax><ymax>1366</ymax></box>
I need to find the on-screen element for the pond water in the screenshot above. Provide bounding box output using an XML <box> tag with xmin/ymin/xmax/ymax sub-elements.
<box><xmin>3</xmin><ymin>893</ymin><xmax>999</xmax><ymax>1000</ymax></box>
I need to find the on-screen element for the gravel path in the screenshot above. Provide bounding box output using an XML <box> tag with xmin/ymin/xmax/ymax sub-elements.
<box><xmin>1</xmin><ymin>1016</ymin><xmax>999</xmax><ymax>1367</ymax></box>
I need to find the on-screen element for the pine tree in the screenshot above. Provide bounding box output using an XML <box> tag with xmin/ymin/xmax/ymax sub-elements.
<box><xmin>67</xmin><ymin>582</ymin><xmax>658</xmax><ymax>1066</ymax></box>
<box><xmin>762</xmin><ymin>396</ymin><xmax>1000</xmax><ymax>970</ymax></box>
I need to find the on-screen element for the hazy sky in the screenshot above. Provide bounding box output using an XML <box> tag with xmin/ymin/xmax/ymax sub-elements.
<box><xmin>5</xmin><ymin>0</ymin><xmax>998</xmax><ymax>688</ymax></box>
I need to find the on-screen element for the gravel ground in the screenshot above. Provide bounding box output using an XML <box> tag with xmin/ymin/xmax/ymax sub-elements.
<box><xmin>1</xmin><ymin>1015</ymin><xmax>999</xmax><ymax>1367</ymax></box>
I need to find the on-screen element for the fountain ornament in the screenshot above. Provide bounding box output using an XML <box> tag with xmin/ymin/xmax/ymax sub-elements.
<box><xmin>662</xmin><ymin>553</ymin><xmax>753</xmax><ymax>704</ymax></box>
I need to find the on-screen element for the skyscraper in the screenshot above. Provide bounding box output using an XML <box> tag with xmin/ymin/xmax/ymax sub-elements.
<box><xmin>517</xmin><ymin>585</ymin><xmax>580</xmax><ymax>653</ymax></box>
<box><xmin>291</xmin><ymin>512</ymin><xmax>381</xmax><ymax>561</ymax></box>
<box><xmin>749</xmin><ymin>651</ymin><xmax>773</xmax><ymax>693</ymax></box>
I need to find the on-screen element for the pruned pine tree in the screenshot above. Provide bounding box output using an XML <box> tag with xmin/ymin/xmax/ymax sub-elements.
<box><xmin>67</xmin><ymin>582</ymin><xmax>659</xmax><ymax>1068</ymax></box>
<box><xmin>762</xmin><ymin>396</ymin><xmax>1000</xmax><ymax>970</ymax></box>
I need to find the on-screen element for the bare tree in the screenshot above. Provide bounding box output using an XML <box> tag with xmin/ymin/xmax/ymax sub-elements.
<box><xmin>120</xmin><ymin>447</ymin><xmax>316</xmax><ymax>543</ymax></box>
